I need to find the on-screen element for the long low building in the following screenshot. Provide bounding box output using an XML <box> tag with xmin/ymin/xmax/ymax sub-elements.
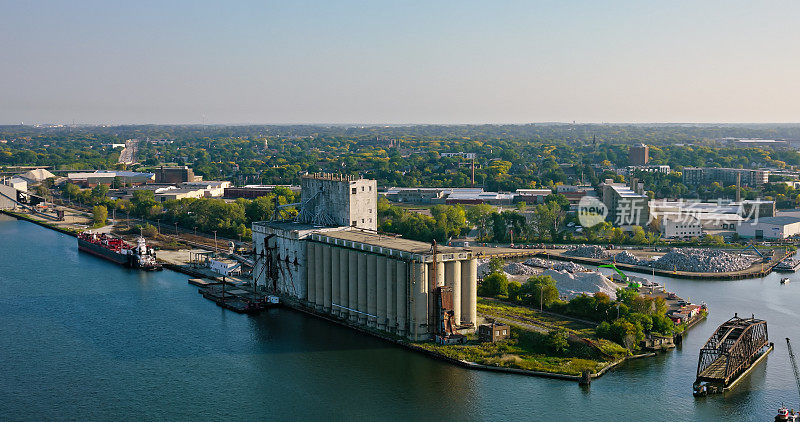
<box><xmin>736</xmin><ymin>216</ymin><xmax>800</xmax><ymax>239</ymax></box>
<box><xmin>67</xmin><ymin>170</ymin><xmax>155</xmax><ymax>187</ymax></box>
<box><xmin>223</xmin><ymin>185</ymin><xmax>301</xmax><ymax>199</ymax></box>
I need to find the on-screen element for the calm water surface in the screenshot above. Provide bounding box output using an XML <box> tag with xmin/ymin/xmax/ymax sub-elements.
<box><xmin>1</xmin><ymin>216</ymin><xmax>799</xmax><ymax>421</ymax></box>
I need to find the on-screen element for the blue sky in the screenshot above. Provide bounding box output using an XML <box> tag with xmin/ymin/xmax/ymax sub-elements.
<box><xmin>2</xmin><ymin>1</ymin><xmax>799</xmax><ymax>124</ymax></box>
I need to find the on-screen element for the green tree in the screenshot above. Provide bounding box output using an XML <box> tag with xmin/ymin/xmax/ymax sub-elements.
<box><xmin>489</xmin><ymin>257</ymin><xmax>505</xmax><ymax>273</ymax></box>
<box><xmin>631</xmin><ymin>225</ymin><xmax>647</xmax><ymax>244</ymax></box>
<box><xmin>479</xmin><ymin>272</ymin><xmax>509</xmax><ymax>298</ymax></box>
<box><xmin>92</xmin><ymin>205</ymin><xmax>108</xmax><ymax>227</ymax></box>
<box><xmin>546</xmin><ymin>328</ymin><xmax>570</xmax><ymax>354</ymax></box>
<box><xmin>521</xmin><ymin>275</ymin><xmax>559</xmax><ymax>308</ymax></box>
<box><xmin>507</xmin><ymin>281</ymin><xmax>522</xmax><ymax>302</ymax></box>
<box><xmin>466</xmin><ymin>203</ymin><xmax>493</xmax><ymax>240</ymax></box>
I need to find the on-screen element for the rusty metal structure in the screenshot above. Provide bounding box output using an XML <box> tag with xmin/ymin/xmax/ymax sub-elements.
<box><xmin>434</xmin><ymin>286</ymin><xmax>457</xmax><ymax>336</ymax></box>
<box><xmin>695</xmin><ymin>315</ymin><xmax>769</xmax><ymax>387</ymax></box>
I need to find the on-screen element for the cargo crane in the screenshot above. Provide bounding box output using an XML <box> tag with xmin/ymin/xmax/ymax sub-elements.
<box><xmin>788</xmin><ymin>338</ymin><xmax>800</xmax><ymax>409</ymax></box>
<box><xmin>776</xmin><ymin>338</ymin><xmax>800</xmax><ymax>421</ymax></box>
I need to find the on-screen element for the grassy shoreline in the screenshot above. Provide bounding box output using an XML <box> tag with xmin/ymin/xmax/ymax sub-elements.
<box><xmin>416</xmin><ymin>298</ymin><xmax>629</xmax><ymax>376</ymax></box>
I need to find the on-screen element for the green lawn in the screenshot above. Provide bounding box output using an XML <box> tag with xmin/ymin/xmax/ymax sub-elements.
<box><xmin>416</xmin><ymin>299</ymin><xmax>629</xmax><ymax>376</ymax></box>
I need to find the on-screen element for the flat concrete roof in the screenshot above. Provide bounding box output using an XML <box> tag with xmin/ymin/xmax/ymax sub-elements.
<box><xmin>318</xmin><ymin>229</ymin><xmax>462</xmax><ymax>255</ymax></box>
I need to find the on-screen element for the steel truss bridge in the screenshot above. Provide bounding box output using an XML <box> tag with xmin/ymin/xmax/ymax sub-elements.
<box><xmin>696</xmin><ymin>315</ymin><xmax>769</xmax><ymax>386</ymax></box>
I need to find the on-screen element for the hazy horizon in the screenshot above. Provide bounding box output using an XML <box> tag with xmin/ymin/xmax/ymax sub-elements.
<box><xmin>3</xmin><ymin>1</ymin><xmax>800</xmax><ymax>125</ymax></box>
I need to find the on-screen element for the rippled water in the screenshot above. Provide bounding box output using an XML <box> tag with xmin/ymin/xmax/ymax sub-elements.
<box><xmin>1</xmin><ymin>216</ymin><xmax>798</xmax><ymax>421</ymax></box>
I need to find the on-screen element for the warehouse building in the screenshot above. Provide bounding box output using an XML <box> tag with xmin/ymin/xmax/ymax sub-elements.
<box><xmin>252</xmin><ymin>174</ymin><xmax>477</xmax><ymax>341</ymax></box>
<box><xmin>736</xmin><ymin>216</ymin><xmax>800</xmax><ymax>240</ymax></box>
<box><xmin>67</xmin><ymin>170</ymin><xmax>155</xmax><ymax>187</ymax></box>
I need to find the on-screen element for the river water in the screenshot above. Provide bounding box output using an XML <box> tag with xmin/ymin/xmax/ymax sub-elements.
<box><xmin>1</xmin><ymin>216</ymin><xmax>799</xmax><ymax>421</ymax></box>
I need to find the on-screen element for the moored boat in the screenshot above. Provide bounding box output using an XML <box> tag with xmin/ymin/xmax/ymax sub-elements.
<box><xmin>78</xmin><ymin>232</ymin><xmax>162</xmax><ymax>270</ymax></box>
<box><xmin>776</xmin><ymin>406</ymin><xmax>799</xmax><ymax>421</ymax></box>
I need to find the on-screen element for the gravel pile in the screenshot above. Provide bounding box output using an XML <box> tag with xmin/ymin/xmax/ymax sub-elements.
<box><xmin>504</xmin><ymin>262</ymin><xmax>538</xmax><ymax>276</ymax></box>
<box><xmin>563</xmin><ymin>245</ymin><xmax>609</xmax><ymax>260</ymax></box>
<box><xmin>477</xmin><ymin>259</ymin><xmax>493</xmax><ymax>278</ymax></box>
<box><xmin>613</xmin><ymin>251</ymin><xmax>653</xmax><ymax>267</ymax></box>
<box><xmin>477</xmin><ymin>259</ymin><xmax>513</xmax><ymax>278</ymax></box>
<box><xmin>651</xmin><ymin>248</ymin><xmax>757</xmax><ymax>272</ymax></box>
<box><xmin>524</xmin><ymin>258</ymin><xmax>588</xmax><ymax>273</ymax></box>
<box><xmin>553</xmin><ymin>261</ymin><xmax>589</xmax><ymax>273</ymax></box>
<box><xmin>542</xmin><ymin>269</ymin><xmax>618</xmax><ymax>300</ymax></box>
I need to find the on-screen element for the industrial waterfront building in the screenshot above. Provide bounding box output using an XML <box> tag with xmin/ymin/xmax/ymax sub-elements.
<box><xmin>252</xmin><ymin>174</ymin><xmax>478</xmax><ymax>341</ymax></box>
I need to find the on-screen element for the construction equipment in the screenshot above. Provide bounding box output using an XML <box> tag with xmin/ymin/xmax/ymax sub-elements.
<box><xmin>599</xmin><ymin>263</ymin><xmax>627</xmax><ymax>281</ymax></box>
<box><xmin>787</xmin><ymin>338</ymin><xmax>800</xmax><ymax>409</ymax></box>
<box><xmin>598</xmin><ymin>263</ymin><xmax>643</xmax><ymax>289</ymax></box>
<box><xmin>745</xmin><ymin>244</ymin><xmax>771</xmax><ymax>262</ymax></box>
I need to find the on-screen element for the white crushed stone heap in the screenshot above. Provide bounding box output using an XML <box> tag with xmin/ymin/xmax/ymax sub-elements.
<box><xmin>613</xmin><ymin>251</ymin><xmax>652</xmax><ymax>267</ymax></box>
<box><xmin>563</xmin><ymin>245</ymin><xmax>610</xmax><ymax>260</ymax></box>
<box><xmin>542</xmin><ymin>269</ymin><xmax>618</xmax><ymax>300</ymax></box>
<box><xmin>477</xmin><ymin>259</ymin><xmax>512</xmax><ymax>279</ymax></box>
<box><xmin>651</xmin><ymin>248</ymin><xmax>758</xmax><ymax>273</ymax></box>
<box><xmin>525</xmin><ymin>257</ymin><xmax>589</xmax><ymax>273</ymax></box>
<box><xmin>504</xmin><ymin>262</ymin><xmax>538</xmax><ymax>276</ymax></box>
<box><xmin>477</xmin><ymin>259</ymin><xmax>493</xmax><ymax>278</ymax></box>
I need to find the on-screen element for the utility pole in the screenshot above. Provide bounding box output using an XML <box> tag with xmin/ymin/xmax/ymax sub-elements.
<box><xmin>213</xmin><ymin>230</ymin><xmax>218</xmax><ymax>255</ymax></box>
<box><xmin>157</xmin><ymin>218</ymin><xmax>161</xmax><ymax>234</ymax></box>
<box><xmin>539</xmin><ymin>285</ymin><xmax>544</xmax><ymax>311</ymax></box>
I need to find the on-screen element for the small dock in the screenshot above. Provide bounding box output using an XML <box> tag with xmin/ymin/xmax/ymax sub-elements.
<box><xmin>188</xmin><ymin>278</ymin><xmax>221</xmax><ymax>287</ymax></box>
<box><xmin>775</xmin><ymin>258</ymin><xmax>800</xmax><ymax>273</ymax></box>
<box><xmin>198</xmin><ymin>284</ymin><xmax>280</xmax><ymax>314</ymax></box>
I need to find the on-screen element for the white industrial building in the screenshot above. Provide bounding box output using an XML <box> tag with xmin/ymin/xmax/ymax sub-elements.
<box><xmin>209</xmin><ymin>258</ymin><xmax>241</xmax><ymax>276</ymax></box>
<box><xmin>252</xmin><ymin>174</ymin><xmax>477</xmax><ymax>341</ymax></box>
<box><xmin>0</xmin><ymin>184</ymin><xmax>17</xmax><ymax>210</ymax></box>
<box><xmin>659</xmin><ymin>215</ymin><xmax>703</xmax><ymax>239</ymax></box>
<box><xmin>736</xmin><ymin>216</ymin><xmax>800</xmax><ymax>240</ymax></box>
<box><xmin>2</xmin><ymin>177</ymin><xmax>27</xmax><ymax>192</ymax></box>
<box><xmin>650</xmin><ymin>200</ymin><xmax>743</xmax><ymax>232</ymax></box>
<box><xmin>179</xmin><ymin>181</ymin><xmax>231</xmax><ymax>197</ymax></box>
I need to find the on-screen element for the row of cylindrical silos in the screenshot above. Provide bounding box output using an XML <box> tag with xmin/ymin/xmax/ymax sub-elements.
<box><xmin>305</xmin><ymin>241</ymin><xmax>477</xmax><ymax>341</ymax></box>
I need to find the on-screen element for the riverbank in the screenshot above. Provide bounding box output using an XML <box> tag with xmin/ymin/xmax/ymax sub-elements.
<box><xmin>534</xmin><ymin>250</ymin><xmax>790</xmax><ymax>280</ymax></box>
<box><xmin>0</xmin><ymin>209</ymin><xmax>80</xmax><ymax>236</ymax></box>
<box><xmin>0</xmin><ymin>209</ymin><xmax>695</xmax><ymax>383</ymax></box>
